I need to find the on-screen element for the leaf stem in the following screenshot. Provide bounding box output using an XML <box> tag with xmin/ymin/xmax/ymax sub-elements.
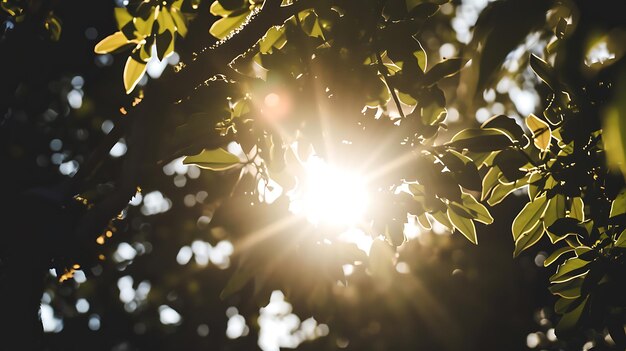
<box><xmin>375</xmin><ymin>51</ymin><xmax>406</xmax><ymax>119</ymax></box>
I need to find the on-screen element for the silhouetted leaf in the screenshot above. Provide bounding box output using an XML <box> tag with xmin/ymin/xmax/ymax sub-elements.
<box><xmin>422</xmin><ymin>58</ymin><xmax>468</xmax><ymax>86</ymax></box>
<box><xmin>447</xmin><ymin>128</ymin><xmax>514</xmax><ymax>152</ymax></box>
<box><xmin>530</xmin><ymin>53</ymin><xmax>557</xmax><ymax>90</ymax></box>
<box><xmin>556</xmin><ymin>297</ymin><xmax>588</xmax><ymax>334</ymax></box>
<box><xmin>481</xmin><ymin>114</ymin><xmax>525</xmax><ymax>142</ymax></box>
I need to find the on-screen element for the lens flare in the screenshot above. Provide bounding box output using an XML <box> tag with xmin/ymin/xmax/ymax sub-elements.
<box><xmin>290</xmin><ymin>156</ymin><xmax>369</xmax><ymax>226</ymax></box>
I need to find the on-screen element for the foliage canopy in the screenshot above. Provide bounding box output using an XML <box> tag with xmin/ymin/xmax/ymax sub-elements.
<box><xmin>2</xmin><ymin>0</ymin><xmax>626</xmax><ymax>350</ymax></box>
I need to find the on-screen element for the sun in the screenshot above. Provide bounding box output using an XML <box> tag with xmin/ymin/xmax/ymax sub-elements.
<box><xmin>289</xmin><ymin>156</ymin><xmax>369</xmax><ymax>227</ymax></box>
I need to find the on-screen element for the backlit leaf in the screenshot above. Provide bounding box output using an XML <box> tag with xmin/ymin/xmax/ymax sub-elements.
<box><xmin>447</xmin><ymin>207</ymin><xmax>477</xmax><ymax>244</ymax></box>
<box><xmin>544</xmin><ymin>194</ymin><xmax>566</xmax><ymax>227</ymax></box>
<box><xmin>569</xmin><ymin>197</ymin><xmax>584</xmax><ymax>221</ymax></box>
<box><xmin>512</xmin><ymin>194</ymin><xmax>547</xmax><ymax>241</ymax></box>
<box><xmin>544</xmin><ymin>246</ymin><xmax>575</xmax><ymax>267</ymax></box>
<box><xmin>550</xmin><ymin>258</ymin><xmax>589</xmax><ymax>283</ymax></box>
<box><xmin>183</xmin><ymin>148</ymin><xmax>241</xmax><ymax>171</ymax></box>
<box><xmin>123</xmin><ymin>57</ymin><xmax>147</xmax><ymax>94</ymax></box>
<box><xmin>609</xmin><ymin>189</ymin><xmax>626</xmax><ymax>218</ymax></box>
<box><xmin>95</xmin><ymin>31</ymin><xmax>135</xmax><ymax>54</ymax></box>
<box><xmin>526</xmin><ymin>114</ymin><xmax>551</xmax><ymax>151</ymax></box>
<box><xmin>461</xmin><ymin>192</ymin><xmax>493</xmax><ymax>224</ymax></box>
<box><xmin>209</xmin><ymin>11</ymin><xmax>250</xmax><ymax>39</ymax></box>
<box><xmin>513</xmin><ymin>220</ymin><xmax>544</xmax><ymax>257</ymax></box>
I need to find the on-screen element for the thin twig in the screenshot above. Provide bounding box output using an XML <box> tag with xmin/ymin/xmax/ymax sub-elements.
<box><xmin>375</xmin><ymin>51</ymin><xmax>406</xmax><ymax>119</ymax></box>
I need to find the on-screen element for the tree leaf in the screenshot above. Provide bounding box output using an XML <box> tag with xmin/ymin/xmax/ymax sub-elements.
<box><xmin>447</xmin><ymin>207</ymin><xmax>477</xmax><ymax>244</ymax></box>
<box><xmin>513</xmin><ymin>220</ymin><xmax>544</xmax><ymax>257</ymax></box>
<box><xmin>530</xmin><ymin>53</ymin><xmax>557</xmax><ymax>90</ymax></box>
<box><xmin>556</xmin><ymin>297</ymin><xmax>588</xmax><ymax>334</ymax></box>
<box><xmin>123</xmin><ymin>57</ymin><xmax>147</xmax><ymax>94</ymax></box>
<box><xmin>209</xmin><ymin>11</ymin><xmax>250</xmax><ymax>39</ymax></box>
<box><xmin>486</xmin><ymin>181</ymin><xmax>518</xmax><ymax>206</ymax></box>
<box><xmin>512</xmin><ymin>195</ymin><xmax>547</xmax><ymax>241</ymax></box>
<box><xmin>183</xmin><ymin>148</ymin><xmax>241</xmax><ymax>171</ymax></box>
<box><xmin>526</xmin><ymin>114</ymin><xmax>551</xmax><ymax>151</ymax></box>
<box><xmin>416</xmin><ymin>213</ymin><xmax>431</xmax><ymax>230</ymax></box>
<box><xmin>549</xmin><ymin>277</ymin><xmax>583</xmax><ymax>299</ymax></box>
<box><xmin>421</xmin><ymin>58</ymin><xmax>468</xmax><ymax>86</ymax></box>
<box><xmin>259</xmin><ymin>26</ymin><xmax>287</xmax><ymax>54</ymax></box>
<box><xmin>544</xmin><ymin>246</ymin><xmax>575</xmax><ymax>267</ymax></box>
<box><xmin>481</xmin><ymin>114</ymin><xmax>525</xmax><ymax>142</ymax></box>
<box><xmin>544</xmin><ymin>193</ymin><xmax>566</xmax><ymax>227</ymax></box>
<box><xmin>550</xmin><ymin>258</ymin><xmax>590</xmax><ymax>283</ymax></box>
<box><xmin>95</xmin><ymin>31</ymin><xmax>134</xmax><ymax>54</ymax></box>
<box><xmin>615</xmin><ymin>229</ymin><xmax>626</xmax><ymax>248</ymax></box>
<box><xmin>114</xmin><ymin>7</ymin><xmax>133</xmax><ymax>28</ymax></box>
<box><xmin>461</xmin><ymin>192</ymin><xmax>493</xmax><ymax>224</ymax></box>
<box><xmin>481</xmin><ymin>166</ymin><xmax>501</xmax><ymax>201</ymax></box>
<box><xmin>430</xmin><ymin>210</ymin><xmax>452</xmax><ymax>231</ymax></box>
<box><xmin>569</xmin><ymin>197</ymin><xmax>584</xmax><ymax>221</ymax></box>
<box><xmin>609</xmin><ymin>189</ymin><xmax>626</xmax><ymax>218</ymax></box>
<box><xmin>447</xmin><ymin>128</ymin><xmax>514</xmax><ymax>152</ymax></box>
<box><xmin>555</xmin><ymin>17</ymin><xmax>567</xmax><ymax>39</ymax></box>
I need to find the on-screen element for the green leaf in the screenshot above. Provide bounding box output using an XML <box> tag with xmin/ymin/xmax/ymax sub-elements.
<box><xmin>615</xmin><ymin>229</ymin><xmax>626</xmax><ymax>248</ymax></box>
<box><xmin>421</xmin><ymin>58</ymin><xmax>468</xmax><ymax>86</ymax></box>
<box><xmin>447</xmin><ymin>207</ymin><xmax>477</xmax><ymax>244</ymax></box>
<box><xmin>544</xmin><ymin>194</ymin><xmax>566</xmax><ymax>227</ymax></box>
<box><xmin>550</xmin><ymin>258</ymin><xmax>590</xmax><ymax>283</ymax></box>
<box><xmin>544</xmin><ymin>246</ymin><xmax>575</xmax><ymax>267</ymax></box>
<box><xmin>209</xmin><ymin>1</ymin><xmax>231</xmax><ymax>16</ymax></box>
<box><xmin>569</xmin><ymin>197</ymin><xmax>584</xmax><ymax>221</ymax></box>
<box><xmin>461</xmin><ymin>192</ymin><xmax>493</xmax><ymax>224</ymax></box>
<box><xmin>556</xmin><ymin>297</ymin><xmax>588</xmax><ymax>333</ymax></box>
<box><xmin>555</xmin><ymin>17</ymin><xmax>567</xmax><ymax>39</ymax></box>
<box><xmin>513</xmin><ymin>220</ymin><xmax>544</xmax><ymax>257</ymax></box>
<box><xmin>554</xmin><ymin>296</ymin><xmax>576</xmax><ymax>314</ymax></box>
<box><xmin>416</xmin><ymin>213</ymin><xmax>431</xmax><ymax>230</ymax></box>
<box><xmin>430</xmin><ymin>210</ymin><xmax>452</xmax><ymax>231</ymax></box>
<box><xmin>549</xmin><ymin>277</ymin><xmax>583</xmax><ymax>299</ymax></box>
<box><xmin>95</xmin><ymin>31</ymin><xmax>135</xmax><ymax>54</ymax></box>
<box><xmin>439</xmin><ymin>149</ymin><xmax>482</xmax><ymax>191</ymax></box>
<box><xmin>123</xmin><ymin>57</ymin><xmax>147</xmax><ymax>94</ymax></box>
<box><xmin>481</xmin><ymin>114</ymin><xmax>525</xmax><ymax>142</ymax></box>
<box><xmin>526</xmin><ymin>114</ymin><xmax>551</xmax><ymax>152</ymax></box>
<box><xmin>183</xmin><ymin>148</ymin><xmax>241</xmax><ymax>171</ymax></box>
<box><xmin>481</xmin><ymin>166</ymin><xmax>501</xmax><ymax>201</ymax></box>
<box><xmin>512</xmin><ymin>195</ymin><xmax>547</xmax><ymax>241</ymax></box>
<box><xmin>609</xmin><ymin>189</ymin><xmax>626</xmax><ymax>218</ymax></box>
<box><xmin>259</xmin><ymin>26</ymin><xmax>287</xmax><ymax>54</ymax></box>
<box><xmin>209</xmin><ymin>11</ymin><xmax>250</xmax><ymax>39</ymax></box>
<box><xmin>218</xmin><ymin>0</ymin><xmax>246</xmax><ymax>11</ymax></box>
<box><xmin>486</xmin><ymin>181</ymin><xmax>517</xmax><ymax>206</ymax></box>
<box><xmin>530</xmin><ymin>53</ymin><xmax>557</xmax><ymax>90</ymax></box>
<box><xmin>447</xmin><ymin>128</ymin><xmax>514</xmax><ymax>152</ymax></box>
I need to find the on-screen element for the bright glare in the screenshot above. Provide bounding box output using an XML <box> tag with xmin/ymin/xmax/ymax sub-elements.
<box><xmin>290</xmin><ymin>156</ymin><xmax>368</xmax><ymax>226</ymax></box>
